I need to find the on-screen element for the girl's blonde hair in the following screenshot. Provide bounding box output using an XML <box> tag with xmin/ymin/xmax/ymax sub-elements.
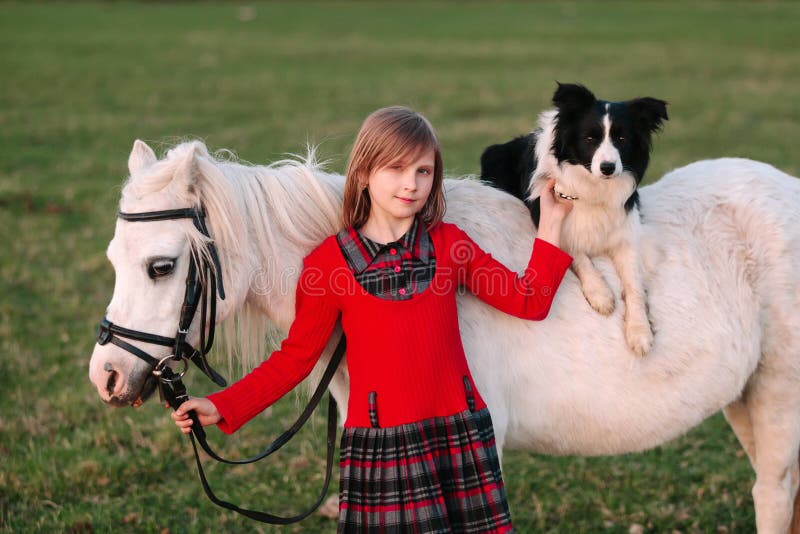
<box><xmin>342</xmin><ymin>106</ymin><xmax>445</xmax><ymax>229</ymax></box>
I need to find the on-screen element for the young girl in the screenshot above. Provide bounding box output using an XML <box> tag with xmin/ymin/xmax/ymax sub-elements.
<box><xmin>172</xmin><ymin>106</ymin><xmax>573</xmax><ymax>532</ymax></box>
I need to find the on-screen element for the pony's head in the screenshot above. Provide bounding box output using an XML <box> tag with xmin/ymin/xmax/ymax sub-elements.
<box><xmin>89</xmin><ymin>139</ymin><xmax>345</xmax><ymax>407</ymax></box>
<box><xmin>89</xmin><ymin>140</ymin><xmax>249</xmax><ymax>406</ymax></box>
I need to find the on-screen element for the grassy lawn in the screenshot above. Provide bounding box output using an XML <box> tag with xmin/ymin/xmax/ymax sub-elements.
<box><xmin>1</xmin><ymin>2</ymin><xmax>798</xmax><ymax>532</ymax></box>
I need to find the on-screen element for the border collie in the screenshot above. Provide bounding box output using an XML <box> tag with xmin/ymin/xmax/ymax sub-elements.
<box><xmin>481</xmin><ymin>83</ymin><xmax>668</xmax><ymax>356</ymax></box>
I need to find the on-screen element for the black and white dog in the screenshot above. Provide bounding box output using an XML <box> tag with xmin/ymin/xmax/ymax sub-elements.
<box><xmin>481</xmin><ymin>83</ymin><xmax>668</xmax><ymax>356</ymax></box>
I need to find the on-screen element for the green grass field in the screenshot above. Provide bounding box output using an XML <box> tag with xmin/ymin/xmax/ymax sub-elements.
<box><xmin>2</xmin><ymin>2</ymin><xmax>799</xmax><ymax>532</ymax></box>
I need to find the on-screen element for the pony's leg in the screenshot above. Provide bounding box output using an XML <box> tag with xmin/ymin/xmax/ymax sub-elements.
<box><xmin>610</xmin><ymin>241</ymin><xmax>653</xmax><ymax>356</ymax></box>
<box><xmin>571</xmin><ymin>253</ymin><xmax>615</xmax><ymax>315</ymax></box>
<box><xmin>492</xmin><ymin>409</ymin><xmax>508</xmax><ymax>466</ymax></box>
<box><xmin>747</xmin><ymin>375</ymin><xmax>800</xmax><ymax>533</ymax></box>
<box><xmin>722</xmin><ymin>398</ymin><xmax>756</xmax><ymax>468</ymax></box>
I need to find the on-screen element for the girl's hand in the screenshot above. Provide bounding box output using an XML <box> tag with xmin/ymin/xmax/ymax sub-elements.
<box><xmin>537</xmin><ymin>178</ymin><xmax>573</xmax><ymax>247</ymax></box>
<box><xmin>168</xmin><ymin>397</ymin><xmax>221</xmax><ymax>434</ymax></box>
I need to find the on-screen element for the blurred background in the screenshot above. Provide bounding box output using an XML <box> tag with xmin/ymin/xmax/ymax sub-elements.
<box><xmin>2</xmin><ymin>2</ymin><xmax>798</xmax><ymax>532</ymax></box>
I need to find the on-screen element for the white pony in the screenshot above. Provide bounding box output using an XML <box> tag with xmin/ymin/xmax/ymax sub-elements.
<box><xmin>89</xmin><ymin>140</ymin><xmax>800</xmax><ymax>533</ymax></box>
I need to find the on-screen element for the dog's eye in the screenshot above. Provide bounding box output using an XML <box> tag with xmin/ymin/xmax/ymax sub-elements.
<box><xmin>148</xmin><ymin>258</ymin><xmax>176</xmax><ymax>279</ymax></box>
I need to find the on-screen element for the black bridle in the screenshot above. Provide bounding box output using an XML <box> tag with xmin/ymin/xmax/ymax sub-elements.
<box><xmin>96</xmin><ymin>207</ymin><xmax>227</xmax><ymax>388</ymax></box>
<box><xmin>95</xmin><ymin>206</ymin><xmax>345</xmax><ymax>525</ymax></box>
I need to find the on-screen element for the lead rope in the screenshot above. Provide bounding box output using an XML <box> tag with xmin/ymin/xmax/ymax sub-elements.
<box><xmin>160</xmin><ymin>334</ymin><xmax>346</xmax><ymax>524</ymax></box>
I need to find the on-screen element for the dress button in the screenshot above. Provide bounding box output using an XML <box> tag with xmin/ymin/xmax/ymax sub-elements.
<box><xmin>394</xmin><ymin>266</ymin><xmax>401</xmax><ymax>273</ymax></box>
<box><xmin>389</xmin><ymin>248</ymin><xmax>397</xmax><ymax>255</ymax></box>
<box><xmin>398</xmin><ymin>288</ymin><xmax>407</xmax><ymax>296</ymax></box>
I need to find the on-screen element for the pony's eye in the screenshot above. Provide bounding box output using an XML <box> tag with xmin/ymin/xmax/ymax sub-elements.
<box><xmin>616</xmin><ymin>135</ymin><xmax>626</xmax><ymax>142</ymax></box>
<box><xmin>585</xmin><ymin>136</ymin><xmax>594</xmax><ymax>143</ymax></box>
<box><xmin>148</xmin><ymin>258</ymin><xmax>176</xmax><ymax>279</ymax></box>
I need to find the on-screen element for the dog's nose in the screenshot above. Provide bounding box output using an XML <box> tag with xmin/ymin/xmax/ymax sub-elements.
<box><xmin>600</xmin><ymin>162</ymin><xmax>616</xmax><ymax>176</ymax></box>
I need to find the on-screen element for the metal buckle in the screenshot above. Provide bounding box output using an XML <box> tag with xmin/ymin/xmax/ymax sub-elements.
<box><xmin>153</xmin><ymin>354</ymin><xmax>189</xmax><ymax>382</ymax></box>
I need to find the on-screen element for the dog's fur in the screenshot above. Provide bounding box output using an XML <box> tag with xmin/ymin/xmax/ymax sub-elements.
<box><xmin>481</xmin><ymin>83</ymin><xmax>668</xmax><ymax>355</ymax></box>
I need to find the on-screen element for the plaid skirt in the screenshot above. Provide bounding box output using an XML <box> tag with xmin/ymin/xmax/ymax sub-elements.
<box><xmin>338</xmin><ymin>408</ymin><xmax>513</xmax><ymax>533</ymax></box>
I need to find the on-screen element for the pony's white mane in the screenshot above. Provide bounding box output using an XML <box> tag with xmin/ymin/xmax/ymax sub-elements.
<box><xmin>121</xmin><ymin>141</ymin><xmax>345</xmax><ymax>375</ymax></box>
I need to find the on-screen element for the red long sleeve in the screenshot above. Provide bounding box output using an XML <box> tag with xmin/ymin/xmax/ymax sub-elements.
<box><xmin>446</xmin><ymin>225</ymin><xmax>572</xmax><ymax>320</ymax></box>
<box><xmin>208</xmin><ymin>258</ymin><xmax>340</xmax><ymax>434</ymax></box>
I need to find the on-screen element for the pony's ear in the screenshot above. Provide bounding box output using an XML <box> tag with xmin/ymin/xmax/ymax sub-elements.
<box><xmin>173</xmin><ymin>144</ymin><xmax>201</xmax><ymax>192</ymax></box>
<box><xmin>629</xmin><ymin>97</ymin><xmax>669</xmax><ymax>133</ymax></box>
<box><xmin>552</xmin><ymin>83</ymin><xmax>596</xmax><ymax>112</ymax></box>
<box><xmin>175</xmin><ymin>145</ymin><xmax>197</xmax><ymax>188</ymax></box>
<box><xmin>128</xmin><ymin>139</ymin><xmax>157</xmax><ymax>175</ymax></box>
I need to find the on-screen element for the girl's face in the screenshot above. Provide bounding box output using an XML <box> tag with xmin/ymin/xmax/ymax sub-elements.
<box><xmin>366</xmin><ymin>148</ymin><xmax>435</xmax><ymax>228</ymax></box>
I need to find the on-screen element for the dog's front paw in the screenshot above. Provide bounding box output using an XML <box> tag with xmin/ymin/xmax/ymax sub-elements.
<box><xmin>583</xmin><ymin>284</ymin><xmax>616</xmax><ymax>315</ymax></box>
<box><xmin>625</xmin><ymin>322</ymin><xmax>654</xmax><ymax>357</ymax></box>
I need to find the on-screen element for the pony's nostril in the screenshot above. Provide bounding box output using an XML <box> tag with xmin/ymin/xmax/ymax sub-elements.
<box><xmin>106</xmin><ymin>368</ymin><xmax>118</xmax><ymax>395</ymax></box>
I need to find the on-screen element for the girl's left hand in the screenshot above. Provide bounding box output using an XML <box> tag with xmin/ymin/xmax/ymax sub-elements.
<box><xmin>540</xmin><ymin>178</ymin><xmax>573</xmax><ymax>220</ymax></box>
<box><xmin>537</xmin><ymin>178</ymin><xmax>573</xmax><ymax>247</ymax></box>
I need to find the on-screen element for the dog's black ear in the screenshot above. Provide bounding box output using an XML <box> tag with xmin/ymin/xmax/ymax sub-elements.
<box><xmin>552</xmin><ymin>83</ymin><xmax>596</xmax><ymax>112</ymax></box>
<box><xmin>629</xmin><ymin>97</ymin><xmax>669</xmax><ymax>133</ymax></box>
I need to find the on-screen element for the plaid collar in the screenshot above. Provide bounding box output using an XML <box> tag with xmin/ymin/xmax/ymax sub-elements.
<box><xmin>338</xmin><ymin>217</ymin><xmax>432</xmax><ymax>274</ymax></box>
